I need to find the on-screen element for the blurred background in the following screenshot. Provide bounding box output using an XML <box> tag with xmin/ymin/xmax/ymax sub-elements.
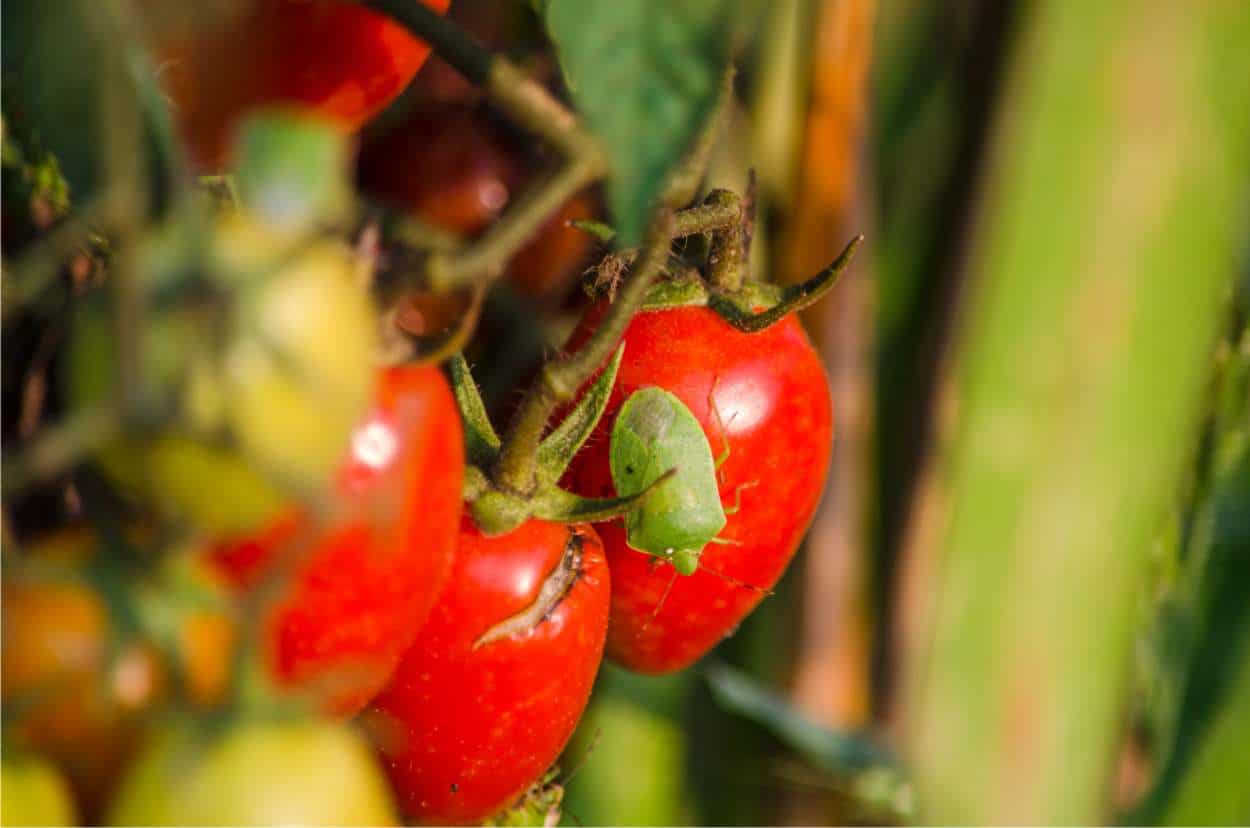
<box><xmin>550</xmin><ymin>0</ymin><xmax>1250</xmax><ymax>823</ymax></box>
<box><xmin>4</xmin><ymin>0</ymin><xmax>1249</xmax><ymax>824</ymax></box>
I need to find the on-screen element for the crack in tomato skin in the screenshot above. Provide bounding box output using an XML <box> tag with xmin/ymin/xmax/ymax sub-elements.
<box><xmin>474</xmin><ymin>531</ymin><xmax>585</xmax><ymax>649</ymax></box>
<box><xmin>368</xmin><ymin>519</ymin><xmax>608</xmax><ymax>825</ymax></box>
<box><xmin>562</xmin><ymin>303</ymin><xmax>834</xmax><ymax>674</ymax></box>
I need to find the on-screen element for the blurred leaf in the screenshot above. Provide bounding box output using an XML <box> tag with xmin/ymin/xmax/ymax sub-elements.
<box><xmin>2</xmin><ymin>0</ymin><xmax>166</xmax><ymax>208</ymax></box>
<box><xmin>903</xmin><ymin>0</ymin><xmax>1250</xmax><ymax>822</ymax></box>
<box><xmin>1135</xmin><ymin>316</ymin><xmax>1250</xmax><ymax>825</ymax></box>
<box><xmin>536</xmin><ymin>0</ymin><xmax>735</xmax><ymax>244</ymax></box>
<box><xmin>233</xmin><ymin>112</ymin><xmax>352</xmax><ymax>233</ymax></box>
<box><xmin>704</xmin><ymin>662</ymin><xmax>898</xmax><ymax>775</ymax></box>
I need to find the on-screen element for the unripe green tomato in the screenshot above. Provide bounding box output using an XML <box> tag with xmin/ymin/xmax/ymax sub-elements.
<box><xmin>211</xmin><ymin>218</ymin><xmax>377</xmax><ymax>495</ymax></box>
<box><xmin>67</xmin><ymin>214</ymin><xmax>377</xmax><ymax>534</ymax></box>
<box><xmin>1</xmin><ymin>754</ymin><xmax>77</xmax><ymax>827</ymax></box>
<box><xmin>107</xmin><ymin>719</ymin><xmax>397</xmax><ymax>826</ymax></box>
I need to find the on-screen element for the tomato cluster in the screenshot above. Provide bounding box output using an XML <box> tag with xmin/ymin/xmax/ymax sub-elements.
<box><xmin>3</xmin><ymin>2</ymin><xmax>841</xmax><ymax>825</ymax></box>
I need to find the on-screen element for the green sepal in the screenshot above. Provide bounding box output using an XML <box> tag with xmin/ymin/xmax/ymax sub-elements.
<box><xmin>484</xmin><ymin>768</ymin><xmax>564</xmax><ymax>826</ymax></box>
<box><xmin>641</xmin><ymin>276</ymin><xmax>709</xmax><ymax>311</ymax></box>
<box><xmin>445</xmin><ymin>353</ymin><xmax>501</xmax><ymax>467</ymax></box>
<box><xmin>535</xmin><ymin>344</ymin><xmax>625</xmax><ymax>486</ymax></box>
<box><xmin>708</xmin><ymin>235</ymin><xmax>861</xmax><ymax>333</ymax></box>
<box><xmin>530</xmin><ymin>471</ymin><xmax>676</xmax><ymax>525</ymax></box>
<box><xmin>463</xmin><ymin>464</ymin><xmax>491</xmax><ymax>501</ymax></box>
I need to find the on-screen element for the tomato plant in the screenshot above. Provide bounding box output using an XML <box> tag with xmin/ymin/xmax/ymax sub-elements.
<box><xmin>143</xmin><ymin>0</ymin><xmax>451</xmax><ymax>169</ymax></box>
<box><xmin>209</xmin><ymin>363</ymin><xmax>464</xmax><ymax>715</ymax></box>
<box><xmin>107</xmin><ymin>718</ymin><xmax>398</xmax><ymax>825</ymax></box>
<box><xmin>563</xmin><ymin>303</ymin><xmax>834</xmax><ymax>674</ymax></box>
<box><xmin>367</xmin><ymin>518</ymin><xmax>608</xmax><ymax>824</ymax></box>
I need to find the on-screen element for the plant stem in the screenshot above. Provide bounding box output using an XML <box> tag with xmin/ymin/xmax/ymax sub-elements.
<box><xmin>1</xmin><ymin>404</ymin><xmax>122</xmax><ymax>496</ymax></box>
<box><xmin>428</xmin><ymin>153</ymin><xmax>602</xmax><ymax>291</ymax></box>
<box><xmin>494</xmin><ymin>213</ymin><xmax>673</xmax><ymax>495</ymax></box>
<box><xmin>359</xmin><ymin>0</ymin><xmax>606</xmax><ymax>292</ymax></box>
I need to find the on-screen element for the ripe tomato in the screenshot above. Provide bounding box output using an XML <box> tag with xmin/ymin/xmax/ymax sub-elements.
<box><xmin>107</xmin><ymin>718</ymin><xmax>398</xmax><ymax>825</ymax></box>
<box><xmin>209</xmin><ymin>363</ymin><xmax>463</xmax><ymax>715</ymax></box>
<box><xmin>144</xmin><ymin>0</ymin><xmax>451</xmax><ymax>170</ymax></box>
<box><xmin>367</xmin><ymin>518</ymin><xmax>608</xmax><ymax>824</ymax></box>
<box><xmin>1</xmin><ymin>753</ymin><xmax>77</xmax><ymax>827</ymax></box>
<box><xmin>563</xmin><ymin>304</ymin><xmax>833</xmax><ymax>674</ymax></box>
<box><xmin>357</xmin><ymin>104</ymin><xmax>596</xmax><ymax>300</ymax></box>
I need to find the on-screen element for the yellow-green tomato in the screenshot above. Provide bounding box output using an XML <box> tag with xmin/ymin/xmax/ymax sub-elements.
<box><xmin>1</xmin><ymin>754</ymin><xmax>77</xmax><ymax>827</ymax></box>
<box><xmin>213</xmin><ymin>218</ymin><xmax>377</xmax><ymax>496</ymax></box>
<box><xmin>107</xmin><ymin>719</ymin><xmax>398</xmax><ymax>827</ymax></box>
<box><xmin>66</xmin><ymin>214</ymin><xmax>377</xmax><ymax>534</ymax></box>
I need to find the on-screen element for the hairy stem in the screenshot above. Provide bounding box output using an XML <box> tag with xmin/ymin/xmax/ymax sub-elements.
<box><xmin>494</xmin><ymin>214</ymin><xmax>673</xmax><ymax>495</ymax></box>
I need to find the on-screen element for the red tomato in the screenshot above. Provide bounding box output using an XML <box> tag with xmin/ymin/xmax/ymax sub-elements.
<box><xmin>563</xmin><ymin>304</ymin><xmax>834</xmax><ymax>674</ymax></box>
<box><xmin>367</xmin><ymin>518</ymin><xmax>608</xmax><ymax>825</ymax></box>
<box><xmin>210</xmin><ymin>364</ymin><xmax>463</xmax><ymax>715</ymax></box>
<box><xmin>146</xmin><ymin>0</ymin><xmax>451</xmax><ymax>169</ymax></box>
<box><xmin>357</xmin><ymin>103</ymin><xmax>597</xmax><ymax>300</ymax></box>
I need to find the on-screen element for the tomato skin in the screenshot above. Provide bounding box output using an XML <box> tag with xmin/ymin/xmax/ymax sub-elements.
<box><xmin>210</xmin><ymin>364</ymin><xmax>464</xmax><ymax>715</ymax></box>
<box><xmin>368</xmin><ymin>519</ymin><xmax>609</xmax><ymax>825</ymax></box>
<box><xmin>563</xmin><ymin>304</ymin><xmax>834</xmax><ymax>674</ymax></box>
<box><xmin>147</xmin><ymin>0</ymin><xmax>451</xmax><ymax>169</ymax></box>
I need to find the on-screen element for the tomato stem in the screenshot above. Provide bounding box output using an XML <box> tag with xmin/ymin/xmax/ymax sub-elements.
<box><xmin>361</xmin><ymin>0</ymin><xmax>607</xmax><ymax>294</ymax></box>
<box><xmin>358</xmin><ymin>0</ymin><xmax>492</xmax><ymax>85</ymax></box>
<box><xmin>493</xmin><ymin>214</ymin><xmax>672</xmax><ymax>496</ymax></box>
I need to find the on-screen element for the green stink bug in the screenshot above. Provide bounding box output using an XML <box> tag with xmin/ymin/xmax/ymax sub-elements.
<box><xmin>610</xmin><ymin>386</ymin><xmax>727</xmax><ymax>574</ymax></box>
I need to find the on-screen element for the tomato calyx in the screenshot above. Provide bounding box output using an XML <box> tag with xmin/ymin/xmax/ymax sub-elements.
<box><xmin>583</xmin><ymin>188</ymin><xmax>862</xmax><ymax>334</ymax></box>
<box><xmin>449</xmin><ymin>348</ymin><xmax>674</xmax><ymax>536</ymax></box>
<box><xmin>483</xmin><ymin>767</ymin><xmax>565</xmax><ymax>827</ymax></box>
<box><xmin>474</xmin><ymin>529</ymin><xmax>584</xmax><ymax>649</ymax></box>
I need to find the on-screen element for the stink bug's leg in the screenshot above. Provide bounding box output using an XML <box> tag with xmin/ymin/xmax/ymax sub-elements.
<box><xmin>638</xmin><ymin>567</ymin><xmax>680</xmax><ymax>638</ymax></box>
<box><xmin>723</xmin><ymin>479</ymin><xmax>759</xmax><ymax>516</ymax></box>
<box><xmin>706</xmin><ymin>375</ymin><xmax>737</xmax><ymax>474</ymax></box>
<box><xmin>708</xmin><ymin>536</ymin><xmax>743</xmax><ymax>546</ymax></box>
<box><xmin>697</xmin><ymin>560</ymin><xmax>773</xmax><ymax>596</ymax></box>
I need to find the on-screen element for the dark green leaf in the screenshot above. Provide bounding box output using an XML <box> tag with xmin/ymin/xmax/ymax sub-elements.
<box><xmin>703</xmin><ymin>661</ymin><xmax>898</xmax><ymax>776</ymax></box>
<box><xmin>537</xmin><ymin>0</ymin><xmax>735</xmax><ymax>244</ymax></box>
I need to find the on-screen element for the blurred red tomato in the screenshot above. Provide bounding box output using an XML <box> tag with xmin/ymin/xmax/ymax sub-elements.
<box><xmin>209</xmin><ymin>364</ymin><xmax>464</xmax><ymax>715</ymax></box>
<box><xmin>358</xmin><ymin>103</ymin><xmax>597</xmax><ymax>301</ymax></box>
<box><xmin>144</xmin><ymin>0</ymin><xmax>451</xmax><ymax>169</ymax></box>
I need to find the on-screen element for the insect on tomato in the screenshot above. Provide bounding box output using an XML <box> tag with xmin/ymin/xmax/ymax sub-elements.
<box><xmin>563</xmin><ymin>303</ymin><xmax>834</xmax><ymax>674</ymax></box>
<box><xmin>143</xmin><ymin>0</ymin><xmax>452</xmax><ymax>169</ymax></box>
<box><xmin>209</xmin><ymin>363</ymin><xmax>464</xmax><ymax>715</ymax></box>
<box><xmin>367</xmin><ymin>518</ymin><xmax>609</xmax><ymax>825</ymax></box>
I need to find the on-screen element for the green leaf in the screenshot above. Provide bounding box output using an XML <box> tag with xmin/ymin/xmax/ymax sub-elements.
<box><xmin>233</xmin><ymin>112</ymin><xmax>351</xmax><ymax>232</ymax></box>
<box><xmin>703</xmin><ymin>662</ymin><xmax>898</xmax><ymax>776</ymax></box>
<box><xmin>538</xmin><ymin>0</ymin><xmax>735</xmax><ymax>244</ymax></box>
